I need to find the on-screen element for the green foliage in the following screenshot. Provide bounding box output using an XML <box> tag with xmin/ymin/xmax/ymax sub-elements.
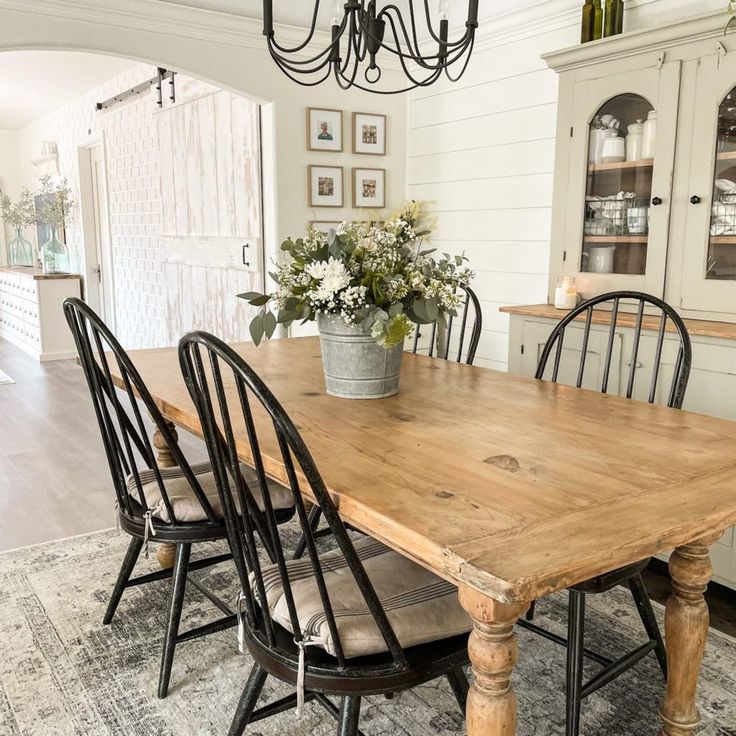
<box><xmin>236</xmin><ymin>201</ymin><xmax>473</xmax><ymax>348</ymax></box>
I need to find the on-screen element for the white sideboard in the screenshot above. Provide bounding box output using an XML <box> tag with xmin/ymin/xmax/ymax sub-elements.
<box><xmin>0</xmin><ymin>267</ymin><xmax>81</xmax><ymax>361</ymax></box>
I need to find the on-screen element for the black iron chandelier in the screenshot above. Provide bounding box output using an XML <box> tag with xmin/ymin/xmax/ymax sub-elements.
<box><xmin>262</xmin><ymin>1</ymin><xmax>480</xmax><ymax>93</ymax></box>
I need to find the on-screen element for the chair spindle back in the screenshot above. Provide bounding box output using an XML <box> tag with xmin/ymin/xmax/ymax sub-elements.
<box><xmin>535</xmin><ymin>291</ymin><xmax>692</xmax><ymax>409</ymax></box>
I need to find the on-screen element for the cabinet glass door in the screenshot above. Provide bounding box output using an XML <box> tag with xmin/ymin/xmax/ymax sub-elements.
<box><xmin>584</xmin><ymin>94</ymin><xmax>654</xmax><ymax>277</ymax></box>
<box><xmin>565</xmin><ymin>64</ymin><xmax>680</xmax><ymax>299</ymax></box>
<box><xmin>681</xmin><ymin>54</ymin><xmax>736</xmax><ymax>314</ymax></box>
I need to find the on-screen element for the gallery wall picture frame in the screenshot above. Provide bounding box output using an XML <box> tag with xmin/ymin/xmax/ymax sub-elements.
<box><xmin>353</xmin><ymin>112</ymin><xmax>387</xmax><ymax>155</ymax></box>
<box><xmin>306</xmin><ymin>107</ymin><xmax>344</xmax><ymax>152</ymax></box>
<box><xmin>353</xmin><ymin>167</ymin><xmax>386</xmax><ymax>209</ymax></box>
<box><xmin>309</xmin><ymin>220</ymin><xmax>341</xmax><ymax>233</ymax></box>
<box><xmin>308</xmin><ymin>165</ymin><xmax>344</xmax><ymax>208</ymax></box>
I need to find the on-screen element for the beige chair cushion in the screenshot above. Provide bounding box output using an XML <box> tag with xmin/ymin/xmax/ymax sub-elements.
<box><xmin>254</xmin><ymin>536</ymin><xmax>472</xmax><ymax>659</ymax></box>
<box><xmin>126</xmin><ymin>461</ymin><xmax>294</xmax><ymax>523</ymax></box>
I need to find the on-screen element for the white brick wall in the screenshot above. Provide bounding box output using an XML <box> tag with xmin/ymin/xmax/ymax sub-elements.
<box><xmin>19</xmin><ymin>65</ymin><xmax>225</xmax><ymax>348</ymax></box>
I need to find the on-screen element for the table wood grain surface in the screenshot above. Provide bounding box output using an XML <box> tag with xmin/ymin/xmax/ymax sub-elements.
<box><xmin>111</xmin><ymin>336</ymin><xmax>736</xmax><ymax>735</ymax></box>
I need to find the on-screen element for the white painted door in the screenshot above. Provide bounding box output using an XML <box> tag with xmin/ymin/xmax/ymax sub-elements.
<box><xmin>157</xmin><ymin>84</ymin><xmax>264</xmax><ymax>344</ymax></box>
<box><xmin>80</xmin><ymin>144</ymin><xmax>114</xmax><ymax>323</ymax></box>
<box><xmin>680</xmin><ymin>52</ymin><xmax>736</xmax><ymax>313</ymax></box>
<box><xmin>562</xmin><ymin>62</ymin><xmax>681</xmax><ymax>299</ymax></box>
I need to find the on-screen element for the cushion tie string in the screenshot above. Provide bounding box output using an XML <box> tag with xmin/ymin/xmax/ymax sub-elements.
<box><xmin>236</xmin><ymin>591</ymin><xmax>246</xmax><ymax>654</ymax></box>
<box><xmin>143</xmin><ymin>510</ymin><xmax>156</xmax><ymax>559</ymax></box>
<box><xmin>295</xmin><ymin>635</ymin><xmax>313</xmax><ymax>717</ymax></box>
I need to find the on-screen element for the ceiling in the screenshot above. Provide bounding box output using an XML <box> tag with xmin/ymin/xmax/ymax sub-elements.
<box><xmin>163</xmin><ymin>0</ymin><xmax>474</xmax><ymax>30</ymax></box>
<box><xmin>0</xmin><ymin>51</ymin><xmax>135</xmax><ymax>130</ymax></box>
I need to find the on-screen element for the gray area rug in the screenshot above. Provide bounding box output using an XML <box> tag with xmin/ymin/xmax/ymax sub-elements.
<box><xmin>0</xmin><ymin>369</ymin><xmax>14</xmax><ymax>385</ymax></box>
<box><xmin>0</xmin><ymin>528</ymin><xmax>734</xmax><ymax>736</ymax></box>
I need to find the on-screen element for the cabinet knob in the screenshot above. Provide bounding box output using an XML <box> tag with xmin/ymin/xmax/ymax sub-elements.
<box><xmin>651</xmin><ymin>196</ymin><xmax>663</xmax><ymax>206</ymax></box>
<box><xmin>690</xmin><ymin>195</ymin><xmax>702</xmax><ymax>205</ymax></box>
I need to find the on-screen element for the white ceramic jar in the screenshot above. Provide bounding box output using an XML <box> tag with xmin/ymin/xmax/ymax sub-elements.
<box><xmin>642</xmin><ymin>110</ymin><xmax>657</xmax><ymax>159</ymax></box>
<box><xmin>626</xmin><ymin>120</ymin><xmax>644</xmax><ymax>162</ymax></box>
<box><xmin>586</xmin><ymin>244</ymin><xmax>616</xmax><ymax>273</ymax></box>
<box><xmin>601</xmin><ymin>134</ymin><xmax>625</xmax><ymax>163</ymax></box>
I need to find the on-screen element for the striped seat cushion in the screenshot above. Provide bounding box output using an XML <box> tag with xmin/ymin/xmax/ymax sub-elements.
<box><xmin>126</xmin><ymin>461</ymin><xmax>294</xmax><ymax>523</ymax></box>
<box><xmin>253</xmin><ymin>536</ymin><xmax>471</xmax><ymax>659</ymax></box>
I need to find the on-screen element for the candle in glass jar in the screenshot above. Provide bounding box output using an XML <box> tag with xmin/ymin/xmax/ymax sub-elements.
<box><xmin>555</xmin><ymin>277</ymin><xmax>578</xmax><ymax>310</ymax></box>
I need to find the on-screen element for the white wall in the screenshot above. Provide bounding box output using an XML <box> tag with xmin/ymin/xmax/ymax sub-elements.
<box><xmin>407</xmin><ymin>0</ymin><xmax>726</xmax><ymax>371</ymax></box>
<box><xmin>0</xmin><ymin>1</ymin><xmax>408</xmax><ymax>346</ymax></box>
<box><xmin>0</xmin><ymin>128</ymin><xmax>22</xmax><ymax>264</ymax></box>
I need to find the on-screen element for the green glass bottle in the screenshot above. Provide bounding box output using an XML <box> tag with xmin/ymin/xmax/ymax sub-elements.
<box><xmin>615</xmin><ymin>0</ymin><xmax>625</xmax><ymax>34</ymax></box>
<box><xmin>593</xmin><ymin>0</ymin><xmax>603</xmax><ymax>40</ymax></box>
<box><xmin>604</xmin><ymin>0</ymin><xmax>616</xmax><ymax>37</ymax></box>
<box><xmin>581</xmin><ymin>0</ymin><xmax>595</xmax><ymax>43</ymax></box>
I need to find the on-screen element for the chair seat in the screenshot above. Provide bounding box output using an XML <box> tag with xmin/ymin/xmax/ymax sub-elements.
<box><xmin>254</xmin><ymin>536</ymin><xmax>472</xmax><ymax>659</ymax></box>
<box><xmin>126</xmin><ymin>461</ymin><xmax>294</xmax><ymax>523</ymax></box>
<box><xmin>571</xmin><ymin>558</ymin><xmax>650</xmax><ymax>594</ymax></box>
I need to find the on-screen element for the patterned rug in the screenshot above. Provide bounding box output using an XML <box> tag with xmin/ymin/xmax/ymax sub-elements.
<box><xmin>0</xmin><ymin>369</ymin><xmax>14</xmax><ymax>385</ymax></box>
<box><xmin>0</xmin><ymin>528</ymin><xmax>734</xmax><ymax>736</ymax></box>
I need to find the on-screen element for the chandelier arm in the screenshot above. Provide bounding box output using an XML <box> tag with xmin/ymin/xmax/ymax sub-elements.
<box><xmin>267</xmin><ymin>38</ymin><xmax>335</xmax><ymax>68</ymax></box>
<box><xmin>334</xmin><ymin>53</ymin><xmax>361</xmax><ymax>90</ymax></box>
<box><xmin>268</xmin><ymin>43</ymin><xmax>334</xmax><ymax>75</ymax></box>
<box><xmin>349</xmin><ymin>11</ymin><xmax>369</xmax><ymax>64</ymax></box>
<box><xmin>380</xmin><ymin>10</ymin><xmax>439</xmax><ymax>71</ymax></box>
<box><xmin>266</xmin><ymin>0</ymin><xmax>322</xmax><ymax>54</ymax></box>
<box><xmin>271</xmin><ymin>52</ymin><xmax>334</xmax><ymax>87</ymax></box>
<box><xmin>355</xmin><ymin>8</ymin><xmax>472</xmax><ymax>62</ymax></box>
<box><xmin>443</xmin><ymin>35</ymin><xmax>475</xmax><ymax>82</ymax></box>
<box><xmin>379</xmin><ymin>2</ymin><xmax>473</xmax><ymax>50</ymax></box>
<box><xmin>339</xmin><ymin>28</ymin><xmax>356</xmax><ymax>76</ymax></box>
<box><xmin>336</xmin><ymin>64</ymin><xmax>443</xmax><ymax>94</ymax></box>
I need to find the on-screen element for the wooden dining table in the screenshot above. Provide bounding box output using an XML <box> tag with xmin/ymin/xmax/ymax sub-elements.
<box><xmin>112</xmin><ymin>336</ymin><xmax>736</xmax><ymax>735</ymax></box>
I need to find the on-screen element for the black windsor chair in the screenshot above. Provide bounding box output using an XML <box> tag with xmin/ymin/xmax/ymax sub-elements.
<box><xmin>408</xmin><ymin>283</ymin><xmax>482</xmax><ymax>365</ymax></box>
<box><xmin>522</xmin><ymin>290</ymin><xmax>692</xmax><ymax>736</ymax></box>
<box><xmin>178</xmin><ymin>331</ymin><xmax>473</xmax><ymax>736</ymax></box>
<box><xmin>63</xmin><ymin>297</ymin><xmax>294</xmax><ymax>698</ymax></box>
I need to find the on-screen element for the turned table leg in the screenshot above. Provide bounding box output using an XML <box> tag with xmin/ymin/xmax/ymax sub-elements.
<box><xmin>658</xmin><ymin>531</ymin><xmax>722</xmax><ymax>736</ymax></box>
<box><xmin>459</xmin><ymin>584</ymin><xmax>528</xmax><ymax>735</ymax></box>
<box><xmin>153</xmin><ymin>421</ymin><xmax>178</xmax><ymax>570</ymax></box>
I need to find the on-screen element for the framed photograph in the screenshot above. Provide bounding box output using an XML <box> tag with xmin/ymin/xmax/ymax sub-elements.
<box><xmin>309</xmin><ymin>220</ymin><xmax>341</xmax><ymax>233</ymax></box>
<box><xmin>306</xmin><ymin>108</ymin><xmax>343</xmax><ymax>152</ymax></box>
<box><xmin>353</xmin><ymin>112</ymin><xmax>386</xmax><ymax>155</ymax></box>
<box><xmin>308</xmin><ymin>166</ymin><xmax>344</xmax><ymax>208</ymax></box>
<box><xmin>352</xmin><ymin>168</ymin><xmax>385</xmax><ymax>209</ymax></box>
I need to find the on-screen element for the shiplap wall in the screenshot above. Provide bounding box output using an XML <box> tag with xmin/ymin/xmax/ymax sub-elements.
<box><xmin>407</xmin><ymin>0</ymin><xmax>726</xmax><ymax>371</ymax></box>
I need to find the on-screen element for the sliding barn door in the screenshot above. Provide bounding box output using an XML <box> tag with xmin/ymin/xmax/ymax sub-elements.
<box><xmin>158</xmin><ymin>80</ymin><xmax>263</xmax><ymax>344</ymax></box>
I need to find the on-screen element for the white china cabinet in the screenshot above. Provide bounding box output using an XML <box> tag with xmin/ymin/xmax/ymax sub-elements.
<box><xmin>504</xmin><ymin>10</ymin><xmax>736</xmax><ymax>590</ymax></box>
<box><xmin>545</xmin><ymin>9</ymin><xmax>736</xmax><ymax>317</ymax></box>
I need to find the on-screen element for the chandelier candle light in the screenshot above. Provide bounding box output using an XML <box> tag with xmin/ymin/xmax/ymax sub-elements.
<box><xmin>263</xmin><ymin>0</ymin><xmax>480</xmax><ymax>93</ymax></box>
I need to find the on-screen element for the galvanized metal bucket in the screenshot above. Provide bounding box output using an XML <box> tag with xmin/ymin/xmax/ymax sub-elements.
<box><xmin>317</xmin><ymin>314</ymin><xmax>404</xmax><ymax>399</ymax></box>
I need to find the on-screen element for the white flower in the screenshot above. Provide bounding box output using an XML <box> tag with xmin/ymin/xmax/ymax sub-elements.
<box><xmin>307</xmin><ymin>257</ymin><xmax>351</xmax><ymax>300</ymax></box>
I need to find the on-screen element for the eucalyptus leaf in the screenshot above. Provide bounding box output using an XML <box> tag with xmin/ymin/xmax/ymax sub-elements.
<box><xmin>249</xmin><ymin>316</ymin><xmax>264</xmax><ymax>346</ymax></box>
<box><xmin>263</xmin><ymin>310</ymin><xmax>278</xmax><ymax>339</ymax></box>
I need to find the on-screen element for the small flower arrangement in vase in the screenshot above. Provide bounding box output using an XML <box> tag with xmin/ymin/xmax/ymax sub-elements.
<box><xmin>239</xmin><ymin>201</ymin><xmax>473</xmax><ymax>399</ymax></box>
<box><xmin>0</xmin><ymin>188</ymin><xmax>36</xmax><ymax>267</ymax></box>
<box><xmin>35</xmin><ymin>176</ymin><xmax>74</xmax><ymax>274</ymax></box>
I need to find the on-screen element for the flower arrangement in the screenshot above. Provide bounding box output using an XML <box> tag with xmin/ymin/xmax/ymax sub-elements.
<box><xmin>239</xmin><ymin>201</ymin><xmax>473</xmax><ymax>347</ymax></box>
<box><xmin>0</xmin><ymin>188</ymin><xmax>36</xmax><ymax>228</ymax></box>
<box><xmin>35</xmin><ymin>176</ymin><xmax>73</xmax><ymax>228</ymax></box>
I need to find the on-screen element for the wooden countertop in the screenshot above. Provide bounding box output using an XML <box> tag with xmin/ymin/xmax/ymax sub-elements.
<box><xmin>0</xmin><ymin>266</ymin><xmax>81</xmax><ymax>281</ymax></box>
<box><xmin>500</xmin><ymin>303</ymin><xmax>736</xmax><ymax>341</ymax></box>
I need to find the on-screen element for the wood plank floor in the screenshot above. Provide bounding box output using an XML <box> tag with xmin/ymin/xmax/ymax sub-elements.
<box><xmin>0</xmin><ymin>336</ymin><xmax>207</xmax><ymax>552</ymax></box>
<box><xmin>0</xmin><ymin>336</ymin><xmax>732</xmax><ymax>635</ymax></box>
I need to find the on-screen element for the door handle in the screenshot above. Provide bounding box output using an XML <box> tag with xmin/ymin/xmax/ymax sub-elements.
<box><xmin>690</xmin><ymin>195</ymin><xmax>702</xmax><ymax>205</ymax></box>
<box><xmin>242</xmin><ymin>243</ymin><xmax>250</xmax><ymax>268</ymax></box>
<box><xmin>651</xmin><ymin>196</ymin><xmax>663</xmax><ymax>206</ymax></box>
